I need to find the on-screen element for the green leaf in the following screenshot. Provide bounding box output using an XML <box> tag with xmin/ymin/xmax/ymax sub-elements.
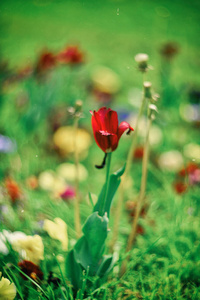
<box><xmin>65</xmin><ymin>249</ymin><xmax>83</xmax><ymax>291</ymax></box>
<box><xmin>74</xmin><ymin>212</ymin><xmax>109</xmax><ymax>275</ymax></box>
<box><xmin>93</xmin><ymin>164</ymin><xmax>126</xmax><ymax>217</ymax></box>
<box><xmin>96</xmin><ymin>255</ymin><xmax>114</xmax><ymax>277</ymax></box>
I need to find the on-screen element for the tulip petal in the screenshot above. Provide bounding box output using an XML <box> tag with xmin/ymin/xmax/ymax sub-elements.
<box><xmin>95</xmin><ymin>131</ymin><xmax>118</xmax><ymax>152</ymax></box>
<box><xmin>105</xmin><ymin>110</ymin><xmax>118</xmax><ymax>134</ymax></box>
<box><xmin>118</xmin><ymin>122</ymin><xmax>134</xmax><ymax>139</ymax></box>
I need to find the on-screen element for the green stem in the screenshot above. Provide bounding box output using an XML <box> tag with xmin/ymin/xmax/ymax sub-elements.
<box><xmin>99</xmin><ymin>152</ymin><xmax>112</xmax><ymax>216</ymax></box>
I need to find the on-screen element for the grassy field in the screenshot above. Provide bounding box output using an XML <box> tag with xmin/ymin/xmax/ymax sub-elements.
<box><xmin>0</xmin><ymin>0</ymin><xmax>200</xmax><ymax>299</ymax></box>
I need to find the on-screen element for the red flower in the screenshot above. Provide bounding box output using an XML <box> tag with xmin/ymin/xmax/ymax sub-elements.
<box><xmin>173</xmin><ymin>181</ymin><xmax>187</xmax><ymax>194</ymax></box>
<box><xmin>90</xmin><ymin>107</ymin><xmax>133</xmax><ymax>153</ymax></box>
<box><xmin>18</xmin><ymin>260</ymin><xmax>43</xmax><ymax>281</ymax></box>
<box><xmin>57</xmin><ymin>45</ymin><xmax>84</xmax><ymax>65</ymax></box>
<box><xmin>178</xmin><ymin>162</ymin><xmax>199</xmax><ymax>177</ymax></box>
<box><xmin>133</xmin><ymin>146</ymin><xmax>144</xmax><ymax>159</ymax></box>
<box><xmin>35</xmin><ymin>50</ymin><xmax>56</xmax><ymax>74</ymax></box>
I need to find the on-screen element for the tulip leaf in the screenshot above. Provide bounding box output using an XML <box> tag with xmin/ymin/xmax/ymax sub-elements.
<box><xmin>74</xmin><ymin>212</ymin><xmax>109</xmax><ymax>275</ymax></box>
<box><xmin>96</xmin><ymin>255</ymin><xmax>114</xmax><ymax>277</ymax></box>
<box><xmin>65</xmin><ymin>249</ymin><xmax>83</xmax><ymax>291</ymax></box>
<box><xmin>65</xmin><ymin>212</ymin><xmax>113</xmax><ymax>290</ymax></box>
<box><xmin>94</xmin><ymin>164</ymin><xmax>126</xmax><ymax>217</ymax></box>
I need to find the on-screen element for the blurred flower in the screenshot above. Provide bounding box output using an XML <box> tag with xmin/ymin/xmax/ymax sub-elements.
<box><xmin>183</xmin><ymin>143</ymin><xmax>200</xmax><ymax>163</ymax></box>
<box><xmin>135</xmin><ymin>53</ymin><xmax>149</xmax><ymax>72</ymax></box>
<box><xmin>0</xmin><ymin>272</ymin><xmax>16</xmax><ymax>300</ymax></box>
<box><xmin>91</xmin><ymin>66</ymin><xmax>121</xmax><ymax>103</ymax></box>
<box><xmin>35</xmin><ymin>50</ymin><xmax>56</xmax><ymax>75</ymax></box>
<box><xmin>18</xmin><ymin>260</ymin><xmax>43</xmax><ymax>281</ymax></box>
<box><xmin>136</xmin><ymin>118</ymin><xmax>163</xmax><ymax>146</ymax></box>
<box><xmin>5</xmin><ymin>178</ymin><xmax>22</xmax><ymax>204</ymax></box>
<box><xmin>57</xmin><ymin>45</ymin><xmax>84</xmax><ymax>65</ymax></box>
<box><xmin>178</xmin><ymin>162</ymin><xmax>200</xmax><ymax>186</ymax></box>
<box><xmin>179</xmin><ymin>162</ymin><xmax>199</xmax><ymax>177</ymax></box>
<box><xmin>60</xmin><ymin>186</ymin><xmax>75</xmax><ymax>201</ymax></box>
<box><xmin>38</xmin><ymin>170</ymin><xmax>66</xmax><ymax>193</ymax></box>
<box><xmin>38</xmin><ymin>170</ymin><xmax>56</xmax><ymax>191</ymax></box>
<box><xmin>149</xmin><ymin>125</ymin><xmax>163</xmax><ymax>147</ymax></box>
<box><xmin>0</xmin><ymin>135</ymin><xmax>16</xmax><ymax>153</ymax></box>
<box><xmin>26</xmin><ymin>176</ymin><xmax>38</xmax><ymax>190</ymax></box>
<box><xmin>43</xmin><ymin>218</ymin><xmax>68</xmax><ymax>251</ymax></box>
<box><xmin>0</xmin><ymin>230</ymin><xmax>27</xmax><ymax>255</ymax></box>
<box><xmin>90</xmin><ymin>107</ymin><xmax>133</xmax><ymax>153</ymax></box>
<box><xmin>160</xmin><ymin>42</ymin><xmax>179</xmax><ymax>60</ymax></box>
<box><xmin>158</xmin><ymin>150</ymin><xmax>184</xmax><ymax>172</ymax></box>
<box><xmin>12</xmin><ymin>235</ymin><xmax>44</xmax><ymax>264</ymax></box>
<box><xmin>53</xmin><ymin>126</ymin><xmax>91</xmax><ymax>158</ymax></box>
<box><xmin>173</xmin><ymin>181</ymin><xmax>188</xmax><ymax>194</ymax></box>
<box><xmin>133</xmin><ymin>146</ymin><xmax>144</xmax><ymax>159</ymax></box>
<box><xmin>180</xmin><ymin>103</ymin><xmax>200</xmax><ymax>123</ymax></box>
<box><xmin>57</xmin><ymin>163</ymin><xmax>88</xmax><ymax>182</ymax></box>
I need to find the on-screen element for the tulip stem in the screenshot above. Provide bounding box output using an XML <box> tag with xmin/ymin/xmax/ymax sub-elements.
<box><xmin>74</xmin><ymin>116</ymin><xmax>81</xmax><ymax>238</ymax></box>
<box><xmin>110</xmin><ymin>88</ymin><xmax>146</xmax><ymax>251</ymax></box>
<box><xmin>100</xmin><ymin>152</ymin><xmax>112</xmax><ymax>216</ymax></box>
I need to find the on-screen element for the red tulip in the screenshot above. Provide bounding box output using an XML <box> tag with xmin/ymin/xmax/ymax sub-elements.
<box><xmin>90</xmin><ymin>107</ymin><xmax>133</xmax><ymax>153</ymax></box>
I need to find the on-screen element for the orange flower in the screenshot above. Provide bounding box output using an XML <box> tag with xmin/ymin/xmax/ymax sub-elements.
<box><xmin>5</xmin><ymin>178</ymin><xmax>21</xmax><ymax>203</ymax></box>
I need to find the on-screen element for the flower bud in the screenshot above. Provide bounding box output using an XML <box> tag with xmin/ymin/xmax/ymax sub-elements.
<box><xmin>143</xmin><ymin>81</ymin><xmax>152</xmax><ymax>98</ymax></box>
<box><xmin>135</xmin><ymin>53</ymin><xmax>149</xmax><ymax>72</ymax></box>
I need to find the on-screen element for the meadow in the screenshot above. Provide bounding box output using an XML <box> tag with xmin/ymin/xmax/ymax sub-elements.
<box><xmin>0</xmin><ymin>0</ymin><xmax>200</xmax><ymax>299</ymax></box>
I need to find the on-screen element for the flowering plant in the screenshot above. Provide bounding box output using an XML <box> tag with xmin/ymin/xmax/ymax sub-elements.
<box><xmin>65</xmin><ymin>107</ymin><xmax>133</xmax><ymax>290</ymax></box>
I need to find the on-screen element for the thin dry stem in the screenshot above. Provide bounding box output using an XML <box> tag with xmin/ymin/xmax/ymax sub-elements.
<box><xmin>120</xmin><ymin>117</ymin><xmax>152</xmax><ymax>276</ymax></box>
<box><xmin>74</xmin><ymin>116</ymin><xmax>81</xmax><ymax>238</ymax></box>
<box><xmin>110</xmin><ymin>91</ymin><xmax>146</xmax><ymax>251</ymax></box>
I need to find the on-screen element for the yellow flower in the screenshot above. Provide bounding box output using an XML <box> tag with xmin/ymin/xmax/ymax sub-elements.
<box><xmin>53</xmin><ymin>126</ymin><xmax>91</xmax><ymax>158</ymax></box>
<box><xmin>12</xmin><ymin>235</ymin><xmax>44</xmax><ymax>265</ymax></box>
<box><xmin>0</xmin><ymin>273</ymin><xmax>16</xmax><ymax>300</ymax></box>
<box><xmin>57</xmin><ymin>163</ymin><xmax>88</xmax><ymax>182</ymax></box>
<box><xmin>43</xmin><ymin>218</ymin><xmax>68</xmax><ymax>251</ymax></box>
<box><xmin>184</xmin><ymin>143</ymin><xmax>200</xmax><ymax>163</ymax></box>
<box><xmin>91</xmin><ymin>66</ymin><xmax>121</xmax><ymax>94</ymax></box>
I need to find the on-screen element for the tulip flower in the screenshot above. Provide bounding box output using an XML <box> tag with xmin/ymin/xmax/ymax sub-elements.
<box><xmin>90</xmin><ymin>107</ymin><xmax>133</xmax><ymax>154</ymax></box>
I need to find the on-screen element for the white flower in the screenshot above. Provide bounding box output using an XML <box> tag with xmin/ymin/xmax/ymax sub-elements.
<box><xmin>158</xmin><ymin>150</ymin><xmax>184</xmax><ymax>172</ymax></box>
<box><xmin>43</xmin><ymin>218</ymin><xmax>68</xmax><ymax>251</ymax></box>
<box><xmin>135</xmin><ymin>53</ymin><xmax>149</xmax><ymax>63</ymax></box>
<box><xmin>12</xmin><ymin>235</ymin><xmax>44</xmax><ymax>264</ymax></box>
<box><xmin>135</xmin><ymin>53</ymin><xmax>149</xmax><ymax>72</ymax></box>
<box><xmin>0</xmin><ymin>273</ymin><xmax>16</xmax><ymax>300</ymax></box>
<box><xmin>0</xmin><ymin>230</ymin><xmax>27</xmax><ymax>255</ymax></box>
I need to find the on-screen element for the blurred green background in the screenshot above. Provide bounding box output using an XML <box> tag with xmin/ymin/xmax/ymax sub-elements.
<box><xmin>1</xmin><ymin>0</ymin><xmax>200</xmax><ymax>88</ymax></box>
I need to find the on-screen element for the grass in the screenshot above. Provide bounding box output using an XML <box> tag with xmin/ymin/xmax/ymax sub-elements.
<box><xmin>0</xmin><ymin>0</ymin><xmax>200</xmax><ymax>299</ymax></box>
